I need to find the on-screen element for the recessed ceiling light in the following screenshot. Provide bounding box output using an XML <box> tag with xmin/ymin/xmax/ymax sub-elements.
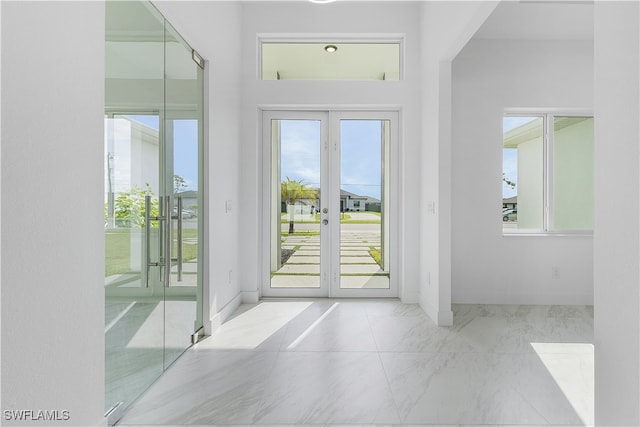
<box><xmin>324</xmin><ymin>45</ymin><xmax>338</xmax><ymax>53</ymax></box>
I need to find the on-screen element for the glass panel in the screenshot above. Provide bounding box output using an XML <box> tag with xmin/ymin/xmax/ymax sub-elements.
<box><xmin>270</xmin><ymin>120</ymin><xmax>322</xmax><ymax>288</ymax></box>
<box><xmin>339</xmin><ymin>120</ymin><xmax>390</xmax><ymax>289</ymax></box>
<box><xmin>553</xmin><ymin>117</ymin><xmax>594</xmax><ymax>230</ymax></box>
<box><xmin>262</xmin><ymin>43</ymin><xmax>400</xmax><ymax>81</ymax></box>
<box><xmin>164</xmin><ymin>21</ymin><xmax>203</xmax><ymax>369</ymax></box>
<box><xmin>105</xmin><ymin>0</ymin><xmax>165</xmax><ymax>416</ymax></box>
<box><xmin>503</xmin><ymin>116</ymin><xmax>544</xmax><ymax>231</ymax></box>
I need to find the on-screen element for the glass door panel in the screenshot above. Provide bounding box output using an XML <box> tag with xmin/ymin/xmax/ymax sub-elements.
<box><xmin>105</xmin><ymin>0</ymin><xmax>204</xmax><ymax>422</ymax></box>
<box><xmin>338</xmin><ymin>120</ymin><xmax>390</xmax><ymax>289</ymax></box>
<box><xmin>104</xmin><ymin>112</ymin><xmax>165</xmax><ymax>416</ymax></box>
<box><xmin>104</xmin><ymin>0</ymin><xmax>166</xmax><ymax>414</ymax></box>
<box><xmin>163</xmin><ymin>20</ymin><xmax>203</xmax><ymax>370</ymax></box>
<box><xmin>268</xmin><ymin>118</ymin><xmax>326</xmax><ymax>295</ymax></box>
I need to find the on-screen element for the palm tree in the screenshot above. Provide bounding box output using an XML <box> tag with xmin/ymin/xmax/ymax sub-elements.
<box><xmin>281</xmin><ymin>177</ymin><xmax>318</xmax><ymax>234</ymax></box>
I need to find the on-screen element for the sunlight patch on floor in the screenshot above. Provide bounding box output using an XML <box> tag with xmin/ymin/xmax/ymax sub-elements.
<box><xmin>530</xmin><ymin>342</ymin><xmax>594</xmax><ymax>425</ymax></box>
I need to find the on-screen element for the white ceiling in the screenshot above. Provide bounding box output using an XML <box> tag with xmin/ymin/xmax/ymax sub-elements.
<box><xmin>473</xmin><ymin>1</ymin><xmax>594</xmax><ymax>41</ymax></box>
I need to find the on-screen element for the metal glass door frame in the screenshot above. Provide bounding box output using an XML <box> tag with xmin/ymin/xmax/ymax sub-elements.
<box><xmin>261</xmin><ymin>109</ymin><xmax>399</xmax><ymax>298</ymax></box>
<box><xmin>262</xmin><ymin>110</ymin><xmax>330</xmax><ymax>297</ymax></box>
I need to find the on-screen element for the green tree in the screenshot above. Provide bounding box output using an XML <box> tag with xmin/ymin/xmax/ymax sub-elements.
<box><xmin>112</xmin><ymin>184</ymin><xmax>158</xmax><ymax>228</ymax></box>
<box><xmin>502</xmin><ymin>173</ymin><xmax>516</xmax><ymax>189</ymax></box>
<box><xmin>174</xmin><ymin>174</ymin><xmax>188</xmax><ymax>193</ymax></box>
<box><xmin>281</xmin><ymin>177</ymin><xmax>318</xmax><ymax>234</ymax></box>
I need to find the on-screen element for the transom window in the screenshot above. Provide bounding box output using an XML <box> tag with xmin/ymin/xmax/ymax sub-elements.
<box><xmin>260</xmin><ymin>40</ymin><xmax>402</xmax><ymax>81</ymax></box>
<box><xmin>502</xmin><ymin>113</ymin><xmax>594</xmax><ymax>234</ymax></box>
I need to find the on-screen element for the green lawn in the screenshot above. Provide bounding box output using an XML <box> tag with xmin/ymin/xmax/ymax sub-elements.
<box><xmin>105</xmin><ymin>229</ymin><xmax>132</xmax><ymax>277</ymax></box>
<box><xmin>280</xmin><ymin>213</ymin><xmax>380</xmax><ymax>225</ymax></box>
<box><xmin>105</xmin><ymin>228</ymin><xmax>198</xmax><ymax>277</ymax></box>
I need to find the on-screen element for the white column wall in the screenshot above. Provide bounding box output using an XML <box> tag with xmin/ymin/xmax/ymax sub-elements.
<box><xmin>451</xmin><ymin>39</ymin><xmax>594</xmax><ymax>305</ymax></box>
<box><xmin>1</xmin><ymin>2</ymin><xmax>105</xmax><ymax>425</ymax></box>
<box><xmin>419</xmin><ymin>1</ymin><xmax>498</xmax><ymax>325</ymax></box>
<box><xmin>153</xmin><ymin>1</ymin><xmax>244</xmax><ymax>332</ymax></box>
<box><xmin>593</xmin><ymin>1</ymin><xmax>640</xmax><ymax>424</ymax></box>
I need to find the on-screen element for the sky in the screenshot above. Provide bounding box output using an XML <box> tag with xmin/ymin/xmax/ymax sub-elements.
<box><xmin>121</xmin><ymin>114</ymin><xmax>536</xmax><ymax>201</ymax></box>
<box><xmin>280</xmin><ymin>119</ymin><xmax>383</xmax><ymax>200</ymax></box>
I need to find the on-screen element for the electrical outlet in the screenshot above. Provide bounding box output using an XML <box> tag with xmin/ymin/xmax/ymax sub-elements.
<box><xmin>228</xmin><ymin>269</ymin><xmax>233</xmax><ymax>285</ymax></box>
<box><xmin>551</xmin><ymin>267</ymin><xmax>560</xmax><ymax>279</ymax></box>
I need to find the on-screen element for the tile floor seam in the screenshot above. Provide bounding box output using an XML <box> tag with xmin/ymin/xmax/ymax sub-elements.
<box><xmin>364</xmin><ymin>308</ymin><xmax>405</xmax><ymax>424</ymax></box>
<box><xmin>248</xmin><ymin>348</ymin><xmax>283</xmax><ymax>425</ymax></box>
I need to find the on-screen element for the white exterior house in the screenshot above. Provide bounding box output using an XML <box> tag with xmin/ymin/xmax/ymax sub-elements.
<box><xmin>340</xmin><ymin>189</ymin><xmax>368</xmax><ymax>212</ymax></box>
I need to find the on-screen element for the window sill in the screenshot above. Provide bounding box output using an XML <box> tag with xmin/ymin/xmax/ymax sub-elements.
<box><xmin>503</xmin><ymin>231</ymin><xmax>593</xmax><ymax>238</ymax></box>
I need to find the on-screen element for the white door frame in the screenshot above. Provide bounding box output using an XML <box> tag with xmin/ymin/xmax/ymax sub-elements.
<box><xmin>260</xmin><ymin>108</ymin><xmax>399</xmax><ymax>298</ymax></box>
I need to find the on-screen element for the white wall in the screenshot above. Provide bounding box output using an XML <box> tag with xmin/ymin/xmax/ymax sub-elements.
<box><xmin>238</xmin><ymin>1</ymin><xmax>423</xmax><ymax>302</ymax></box>
<box><xmin>1</xmin><ymin>2</ymin><xmax>105</xmax><ymax>425</ymax></box>
<box><xmin>153</xmin><ymin>1</ymin><xmax>243</xmax><ymax>332</ymax></box>
<box><xmin>593</xmin><ymin>1</ymin><xmax>640</xmax><ymax>424</ymax></box>
<box><xmin>419</xmin><ymin>1</ymin><xmax>498</xmax><ymax>325</ymax></box>
<box><xmin>450</xmin><ymin>39</ymin><xmax>594</xmax><ymax>305</ymax></box>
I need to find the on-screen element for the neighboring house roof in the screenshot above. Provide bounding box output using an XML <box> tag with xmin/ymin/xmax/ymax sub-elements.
<box><xmin>340</xmin><ymin>189</ymin><xmax>367</xmax><ymax>200</ymax></box>
<box><xmin>503</xmin><ymin>196</ymin><xmax>517</xmax><ymax>203</ymax></box>
<box><xmin>307</xmin><ymin>187</ymin><xmax>378</xmax><ymax>202</ymax></box>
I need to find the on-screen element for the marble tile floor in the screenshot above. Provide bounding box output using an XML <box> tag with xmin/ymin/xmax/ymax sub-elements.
<box><xmin>117</xmin><ymin>300</ymin><xmax>594</xmax><ymax>426</ymax></box>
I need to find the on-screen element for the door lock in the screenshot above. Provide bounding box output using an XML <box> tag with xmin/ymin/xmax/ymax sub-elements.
<box><xmin>322</xmin><ymin>208</ymin><xmax>328</xmax><ymax>214</ymax></box>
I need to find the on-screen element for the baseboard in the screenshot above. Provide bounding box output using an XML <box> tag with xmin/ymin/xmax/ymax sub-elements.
<box><xmin>421</xmin><ymin>300</ymin><xmax>454</xmax><ymax>327</ymax></box>
<box><xmin>241</xmin><ymin>290</ymin><xmax>260</xmax><ymax>303</ymax></box>
<box><xmin>208</xmin><ymin>292</ymin><xmax>242</xmax><ymax>334</ymax></box>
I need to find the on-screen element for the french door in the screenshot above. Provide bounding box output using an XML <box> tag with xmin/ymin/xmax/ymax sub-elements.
<box><xmin>263</xmin><ymin>110</ymin><xmax>398</xmax><ymax>298</ymax></box>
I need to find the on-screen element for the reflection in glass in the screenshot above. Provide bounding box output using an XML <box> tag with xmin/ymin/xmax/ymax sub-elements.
<box><xmin>104</xmin><ymin>0</ymin><xmax>203</xmax><ymax>420</ymax></box>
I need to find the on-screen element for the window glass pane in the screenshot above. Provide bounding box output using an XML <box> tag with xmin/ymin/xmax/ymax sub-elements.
<box><xmin>552</xmin><ymin>117</ymin><xmax>594</xmax><ymax>230</ymax></box>
<box><xmin>339</xmin><ymin>120</ymin><xmax>389</xmax><ymax>289</ymax></box>
<box><xmin>503</xmin><ymin>116</ymin><xmax>544</xmax><ymax>231</ymax></box>
<box><xmin>262</xmin><ymin>43</ymin><xmax>400</xmax><ymax>81</ymax></box>
<box><xmin>270</xmin><ymin>119</ymin><xmax>322</xmax><ymax>289</ymax></box>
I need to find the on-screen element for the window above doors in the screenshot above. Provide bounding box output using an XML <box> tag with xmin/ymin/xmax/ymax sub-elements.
<box><xmin>259</xmin><ymin>36</ymin><xmax>403</xmax><ymax>81</ymax></box>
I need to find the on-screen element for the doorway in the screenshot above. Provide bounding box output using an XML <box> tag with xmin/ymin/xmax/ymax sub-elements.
<box><xmin>262</xmin><ymin>110</ymin><xmax>398</xmax><ymax>298</ymax></box>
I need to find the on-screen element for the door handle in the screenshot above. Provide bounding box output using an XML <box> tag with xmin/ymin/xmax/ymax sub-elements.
<box><xmin>145</xmin><ymin>195</ymin><xmax>152</xmax><ymax>288</ymax></box>
<box><xmin>146</xmin><ymin>195</ymin><xmax>168</xmax><ymax>288</ymax></box>
<box><xmin>322</xmin><ymin>219</ymin><xmax>329</xmax><ymax>225</ymax></box>
<box><xmin>164</xmin><ymin>195</ymin><xmax>172</xmax><ymax>288</ymax></box>
<box><xmin>174</xmin><ymin>197</ymin><xmax>183</xmax><ymax>282</ymax></box>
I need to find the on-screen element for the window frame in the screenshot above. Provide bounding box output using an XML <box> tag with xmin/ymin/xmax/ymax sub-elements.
<box><xmin>502</xmin><ymin>111</ymin><xmax>594</xmax><ymax>236</ymax></box>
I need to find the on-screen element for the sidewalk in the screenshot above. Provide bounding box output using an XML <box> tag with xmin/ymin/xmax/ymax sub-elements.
<box><xmin>271</xmin><ymin>229</ymin><xmax>389</xmax><ymax>289</ymax></box>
